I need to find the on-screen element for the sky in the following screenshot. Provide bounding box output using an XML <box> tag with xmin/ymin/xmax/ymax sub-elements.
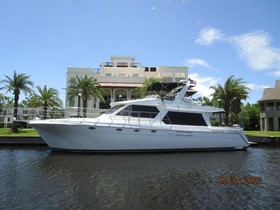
<box><xmin>1</xmin><ymin>0</ymin><xmax>280</xmax><ymax>106</ymax></box>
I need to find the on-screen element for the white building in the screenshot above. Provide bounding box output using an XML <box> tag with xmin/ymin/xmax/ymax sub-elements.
<box><xmin>65</xmin><ymin>56</ymin><xmax>188</xmax><ymax>117</ymax></box>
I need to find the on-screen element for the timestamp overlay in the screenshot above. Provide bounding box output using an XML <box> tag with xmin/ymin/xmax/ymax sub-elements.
<box><xmin>217</xmin><ymin>176</ymin><xmax>263</xmax><ymax>185</ymax></box>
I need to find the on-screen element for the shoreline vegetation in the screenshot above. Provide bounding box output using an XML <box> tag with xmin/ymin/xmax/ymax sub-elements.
<box><xmin>0</xmin><ymin>128</ymin><xmax>280</xmax><ymax>138</ymax></box>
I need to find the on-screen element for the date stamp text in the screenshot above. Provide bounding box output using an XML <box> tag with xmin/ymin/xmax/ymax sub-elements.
<box><xmin>217</xmin><ymin>176</ymin><xmax>262</xmax><ymax>185</ymax></box>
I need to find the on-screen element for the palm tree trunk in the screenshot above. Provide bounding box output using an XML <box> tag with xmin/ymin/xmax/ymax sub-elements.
<box><xmin>83</xmin><ymin>99</ymin><xmax>87</xmax><ymax>118</ymax></box>
<box><xmin>224</xmin><ymin>111</ymin><xmax>229</xmax><ymax>126</ymax></box>
<box><xmin>14</xmin><ymin>94</ymin><xmax>19</xmax><ymax>119</ymax></box>
<box><xmin>43</xmin><ymin>106</ymin><xmax>48</xmax><ymax>119</ymax></box>
<box><xmin>12</xmin><ymin>93</ymin><xmax>19</xmax><ymax>133</ymax></box>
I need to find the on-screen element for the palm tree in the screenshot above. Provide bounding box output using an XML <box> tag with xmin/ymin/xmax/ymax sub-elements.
<box><xmin>28</xmin><ymin>85</ymin><xmax>63</xmax><ymax>119</ymax></box>
<box><xmin>194</xmin><ymin>96</ymin><xmax>213</xmax><ymax>106</ymax></box>
<box><xmin>66</xmin><ymin>75</ymin><xmax>104</xmax><ymax>117</ymax></box>
<box><xmin>1</xmin><ymin>71</ymin><xmax>34</xmax><ymax>119</ymax></box>
<box><xmin>137</xmin><ymin>77</ymin><xmax>162</xmax><ymax>98</ymax></box>
<box><xmin>210</xmin><ymin>75</ymin><xmax>250</xmax><ymax>126</ymax></box>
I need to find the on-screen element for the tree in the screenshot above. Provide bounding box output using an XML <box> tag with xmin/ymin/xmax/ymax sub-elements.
<box><xmin>66</xmin><ymin>75</ymin><xmax>104</xmax><ymax>117</ymax></box>
<box><xmin>239</xmin><ymin>103</ymin><xmax>260</xmax><ymax>130</ymax></box>
<box><xmin>210</xmin><ymin>75</ymin><xmax>250</xmax><ymax>126</ymax></box>
<box><xmin>28</xmin><ymin>85</ymin><xmax>63</xmax><ymax>119</ymax></box>
<box><xmin>136</xmin><ymin>77</ymin><xmax>162</xmax><ymax>98</ymax></box>
<box><xmin>0</xmin><ymin>93</ymin><xmax>13</xmax><ymax>113</ymax></box>
<box><xmin>1</xmin><ymin>71</ymin><xmax>34</xmax><ymax>119</ymax></box>
<box><xmin>0</xmin><ymin>94</ymin><xmax>13</xmax><ymax>127</ymax></box>
<box><xmin>193</xmin><ymin>96</ymin><xmax>213</xmax><ymax>106</ymax></box>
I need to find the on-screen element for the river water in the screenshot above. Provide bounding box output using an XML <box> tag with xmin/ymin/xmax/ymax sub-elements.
<box><xmin>0</xmin><ymin>146</ymin><xmax>279</xmax><ymax>210</ymax></box>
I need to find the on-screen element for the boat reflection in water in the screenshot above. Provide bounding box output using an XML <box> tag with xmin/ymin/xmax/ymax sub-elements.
<box><xmin>30</xmin><ymin>80</ymin><xmax>250</xmax><ymax>152</ymax></box>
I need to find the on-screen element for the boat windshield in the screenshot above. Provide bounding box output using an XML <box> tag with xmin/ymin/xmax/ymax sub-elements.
<box><xmin>107</xmin><ymin>105</ymin><xmax>125</xmax><ymax>114</ymax></box>
<box><xmin>163</xmin><ymin>86</ymin><xmax>184</xmax><ymax>100</ymax></box>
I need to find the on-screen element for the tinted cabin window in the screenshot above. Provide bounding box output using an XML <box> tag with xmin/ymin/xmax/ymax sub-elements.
<box><xmin>107</xmin><ymin>105</ymin><xmax>124</xmax><ymax>114</ymax></box>
<box><xmin>117</xmin><ymin>105</ymin><xmax>159</xmax><ymax>118</ymax></box>
<box><xmin>162</xmin><ymin>111</ymin><xmax>207</xmax><ymax>126</ymax></box>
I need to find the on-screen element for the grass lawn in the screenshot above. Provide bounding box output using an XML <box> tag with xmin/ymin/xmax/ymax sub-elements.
<box><xmin>0</xmin><ymin>128</ymin><xmax>39</xmax><ymax>137</ymax></box>
<box><xmin>245</xmin><ymin>131</ymin><xmax>280</xmax><ymax>137</ymax></box>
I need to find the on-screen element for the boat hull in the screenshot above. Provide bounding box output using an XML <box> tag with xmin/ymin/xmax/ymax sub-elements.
<box><xmin>31</xmin><ymin>121</ymin><xmax>250</xmax><ymax>152</ymax></box>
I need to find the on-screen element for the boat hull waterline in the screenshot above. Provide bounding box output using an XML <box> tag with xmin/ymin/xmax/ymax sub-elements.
<box><xmin>31</xmin><ymin>121</ymin><xmax>250</xmax><ymax>152</ymax></box>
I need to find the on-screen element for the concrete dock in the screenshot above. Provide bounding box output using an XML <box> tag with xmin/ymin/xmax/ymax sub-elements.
<box><xmin>247</xmin><ymin>136</ymin><xmax>280</xmax><ymax>145</ymax></box>
<box><xmin>0</xmin><ymin>136</ymin><xmax>46</xmax><ymax>145</ymax></box>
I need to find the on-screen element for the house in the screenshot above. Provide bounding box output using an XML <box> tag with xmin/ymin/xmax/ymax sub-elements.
<box><xmin>258</xmin><ymin>80</ymin><xmax>280</xmax><ymax>131</ymax></box>
<box><xmin>65</xmin><ymin>56</ymin><xmax>188</xmax><ymax>117</ymax></box>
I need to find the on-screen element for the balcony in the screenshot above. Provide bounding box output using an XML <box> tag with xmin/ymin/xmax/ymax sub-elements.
<box><xmin>102</xmin><ymin>62</ymin><xmax>141</xmax><ymax>68</ymax></box>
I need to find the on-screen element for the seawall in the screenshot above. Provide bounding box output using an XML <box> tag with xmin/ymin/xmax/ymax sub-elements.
<box><xmin>0</xmin><ymin>136</ymin><xmax>46</xmax><ymax>145</ymax></box>
<box><xmin>247</xmin><ymin>136</ymin><xmax>280</xmax><ymax>145</ymax></box>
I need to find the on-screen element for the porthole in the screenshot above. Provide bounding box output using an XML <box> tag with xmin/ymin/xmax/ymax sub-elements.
<box><xmin>116</xmin><ymin>128</ymin><xmax>123</xmax><ymax>131</ymax></box>
<box><xmin>151</xmin><ymin>130</ymin><xmax>157</xmax><ymax>133</ymax></box>
<box><xmin>88</xmin><ymin>127</ymin><xmax>96</xmax><ymax>130</ymax></box>
<box><xmin>134</xmin><ymin>129</ymin><xmax>140</xmax><ymax>132</ymax></box>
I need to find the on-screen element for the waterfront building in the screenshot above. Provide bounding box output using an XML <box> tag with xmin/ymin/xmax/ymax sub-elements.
<box><xmin>258</xmin><ymin>80</ymin><xmax>280</xmax><ymax>131</ymax></box>
<box><xmin>65</xmin><ymin>56</ymin><xmax>188</xmax><ymax>117</ymax></box>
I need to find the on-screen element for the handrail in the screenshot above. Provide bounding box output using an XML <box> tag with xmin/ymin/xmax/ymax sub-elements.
<box><xmin>0</xmin><ymin>107</ymin><xmax>102</xmax><ymax>121</ymax></box>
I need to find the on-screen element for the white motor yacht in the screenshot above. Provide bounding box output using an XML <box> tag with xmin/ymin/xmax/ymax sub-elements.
<box><xmin>30</xmin><ymin>80</ymin><xmax>250</xmax><ymax>152</ymax></box>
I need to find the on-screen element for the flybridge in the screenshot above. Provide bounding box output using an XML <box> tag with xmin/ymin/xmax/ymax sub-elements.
<box><xmin>147</xmin><ymin>80</ymin><xmax>198</xmax><ymax>100</ymax></box>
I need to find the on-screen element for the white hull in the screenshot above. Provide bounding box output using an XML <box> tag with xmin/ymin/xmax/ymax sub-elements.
<box><xmin>31</xmin><ymin>120</ymin><xmax>250</xmax><ymax>152</ymax></box>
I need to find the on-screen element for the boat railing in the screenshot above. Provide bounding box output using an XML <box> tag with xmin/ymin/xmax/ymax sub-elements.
<box><xmin>117</xmin><ymin>111</ymin><xmax>156</xmax><ymax>125</ymax></box>
<box><xmin>3</xmin><ymin>107</ymin><xmax>175</xmax><ymax>129</ymax></box>
<box><xmin>106</xmin><ymin>110</ymin><xmax>173</xmax><ymax>129</ymax></box>
<box><xmin>0</xmin><ymin>107</ymin><xmax>103</xmax><ymax>121</ymax></box>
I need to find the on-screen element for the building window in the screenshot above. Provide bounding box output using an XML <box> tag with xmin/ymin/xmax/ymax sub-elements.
<box><xmin>117</xmin><ymin>62</ymin><xmax>128</xmax><ymax>67</ymax></box>
<box><xmin>162</xmin><ymin>112</ymin><xmax>207</xmax><ymax>126</ymax></box>
<box><xmin>106</xmin><ymin>73</ymin><xmax>112</xmax><ymax>77</ymax></box>
<box><xmin>119</xmin><ymin>73</ymin><xmax>125</xmax><ymax>77</ymax></box>
<box><xmin>69</xmin><ymin>99</ymin><xmax>75</xmax><ymax>107</ymax></box>
<box><xmin>276</xmin><ymin>102</ymin><xmax>280</xmax><ymax>111</ymax></box>
<box><xmin>99</xmin><ymin>90</ymin><xmax>112</xmax><ymax>109</ymax></box>
<box><xmin>266</xmin><ymin>102</ymin><xmax>274</xmax><ymax>111</ymax></box>
<box><xmin>150</xmin><ymin>67</ymin><xmax>157</xmax><ymax>72</ymax></box>
<box><xmin>260</xmin><ymin>103</ymin><xmax>265</xmax><ymax>112</ymax></box>
<box><xmin>132</xmin><ymin>74</ymin><xmax>138</xmax><ymax>77</ymax></box>
<box><xmin>144</xmin><ymin>67</ymin><xmax>149</xmax><ymax>72</ymax></box>
<box><xmin>269</xmin><ymin>118</ymin><xmax>274</xmax><ymax>131</ymax></box>
<box><xmin>117</xmin><ymin>105</ymin><xmax>159</xmax><ymax>118</ymax></box>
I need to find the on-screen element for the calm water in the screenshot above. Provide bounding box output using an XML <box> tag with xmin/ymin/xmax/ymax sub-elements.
<box><xmin>0</xmin><ymin>146</ymin><xmax>280</xmax><ymax>210</ymax></box>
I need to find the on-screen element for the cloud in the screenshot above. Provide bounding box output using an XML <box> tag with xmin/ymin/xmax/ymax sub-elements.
<box><xmin>246</xmin><ymin>83</ymin><xmax>270</xmax><ymax>91</ymax></box>
<box><xmin>271</xmin><ymin>70</ymin><xmax>280</xmax><ymax>77</ymax></box>
<box><xmin>187</xmin><ymin>74</ymin><xmax>269</xmax><ymax>103</ymax></box>
<box><xmin>188</xmin><ymin>73</ymin><xmax>219</xmax><ymax>98</ymax></box>
<box><xmin>195</xmin><ymin>27</ymin><xmax>224</xmax><ymax>45</ymax></box>
<box><xmin>229</xmin><ymin>31</ymin><xmax>280</xmax><ymax>70</ymax></box>
<box><xmin>151</xmin><ymin>6</ymin><xmax>156</xmax><ymax>10</ymax></box>
<box><xmin>184</xmin><ymin>58</ymin><xmax>211</xmax><ymax>68</ymax></box>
